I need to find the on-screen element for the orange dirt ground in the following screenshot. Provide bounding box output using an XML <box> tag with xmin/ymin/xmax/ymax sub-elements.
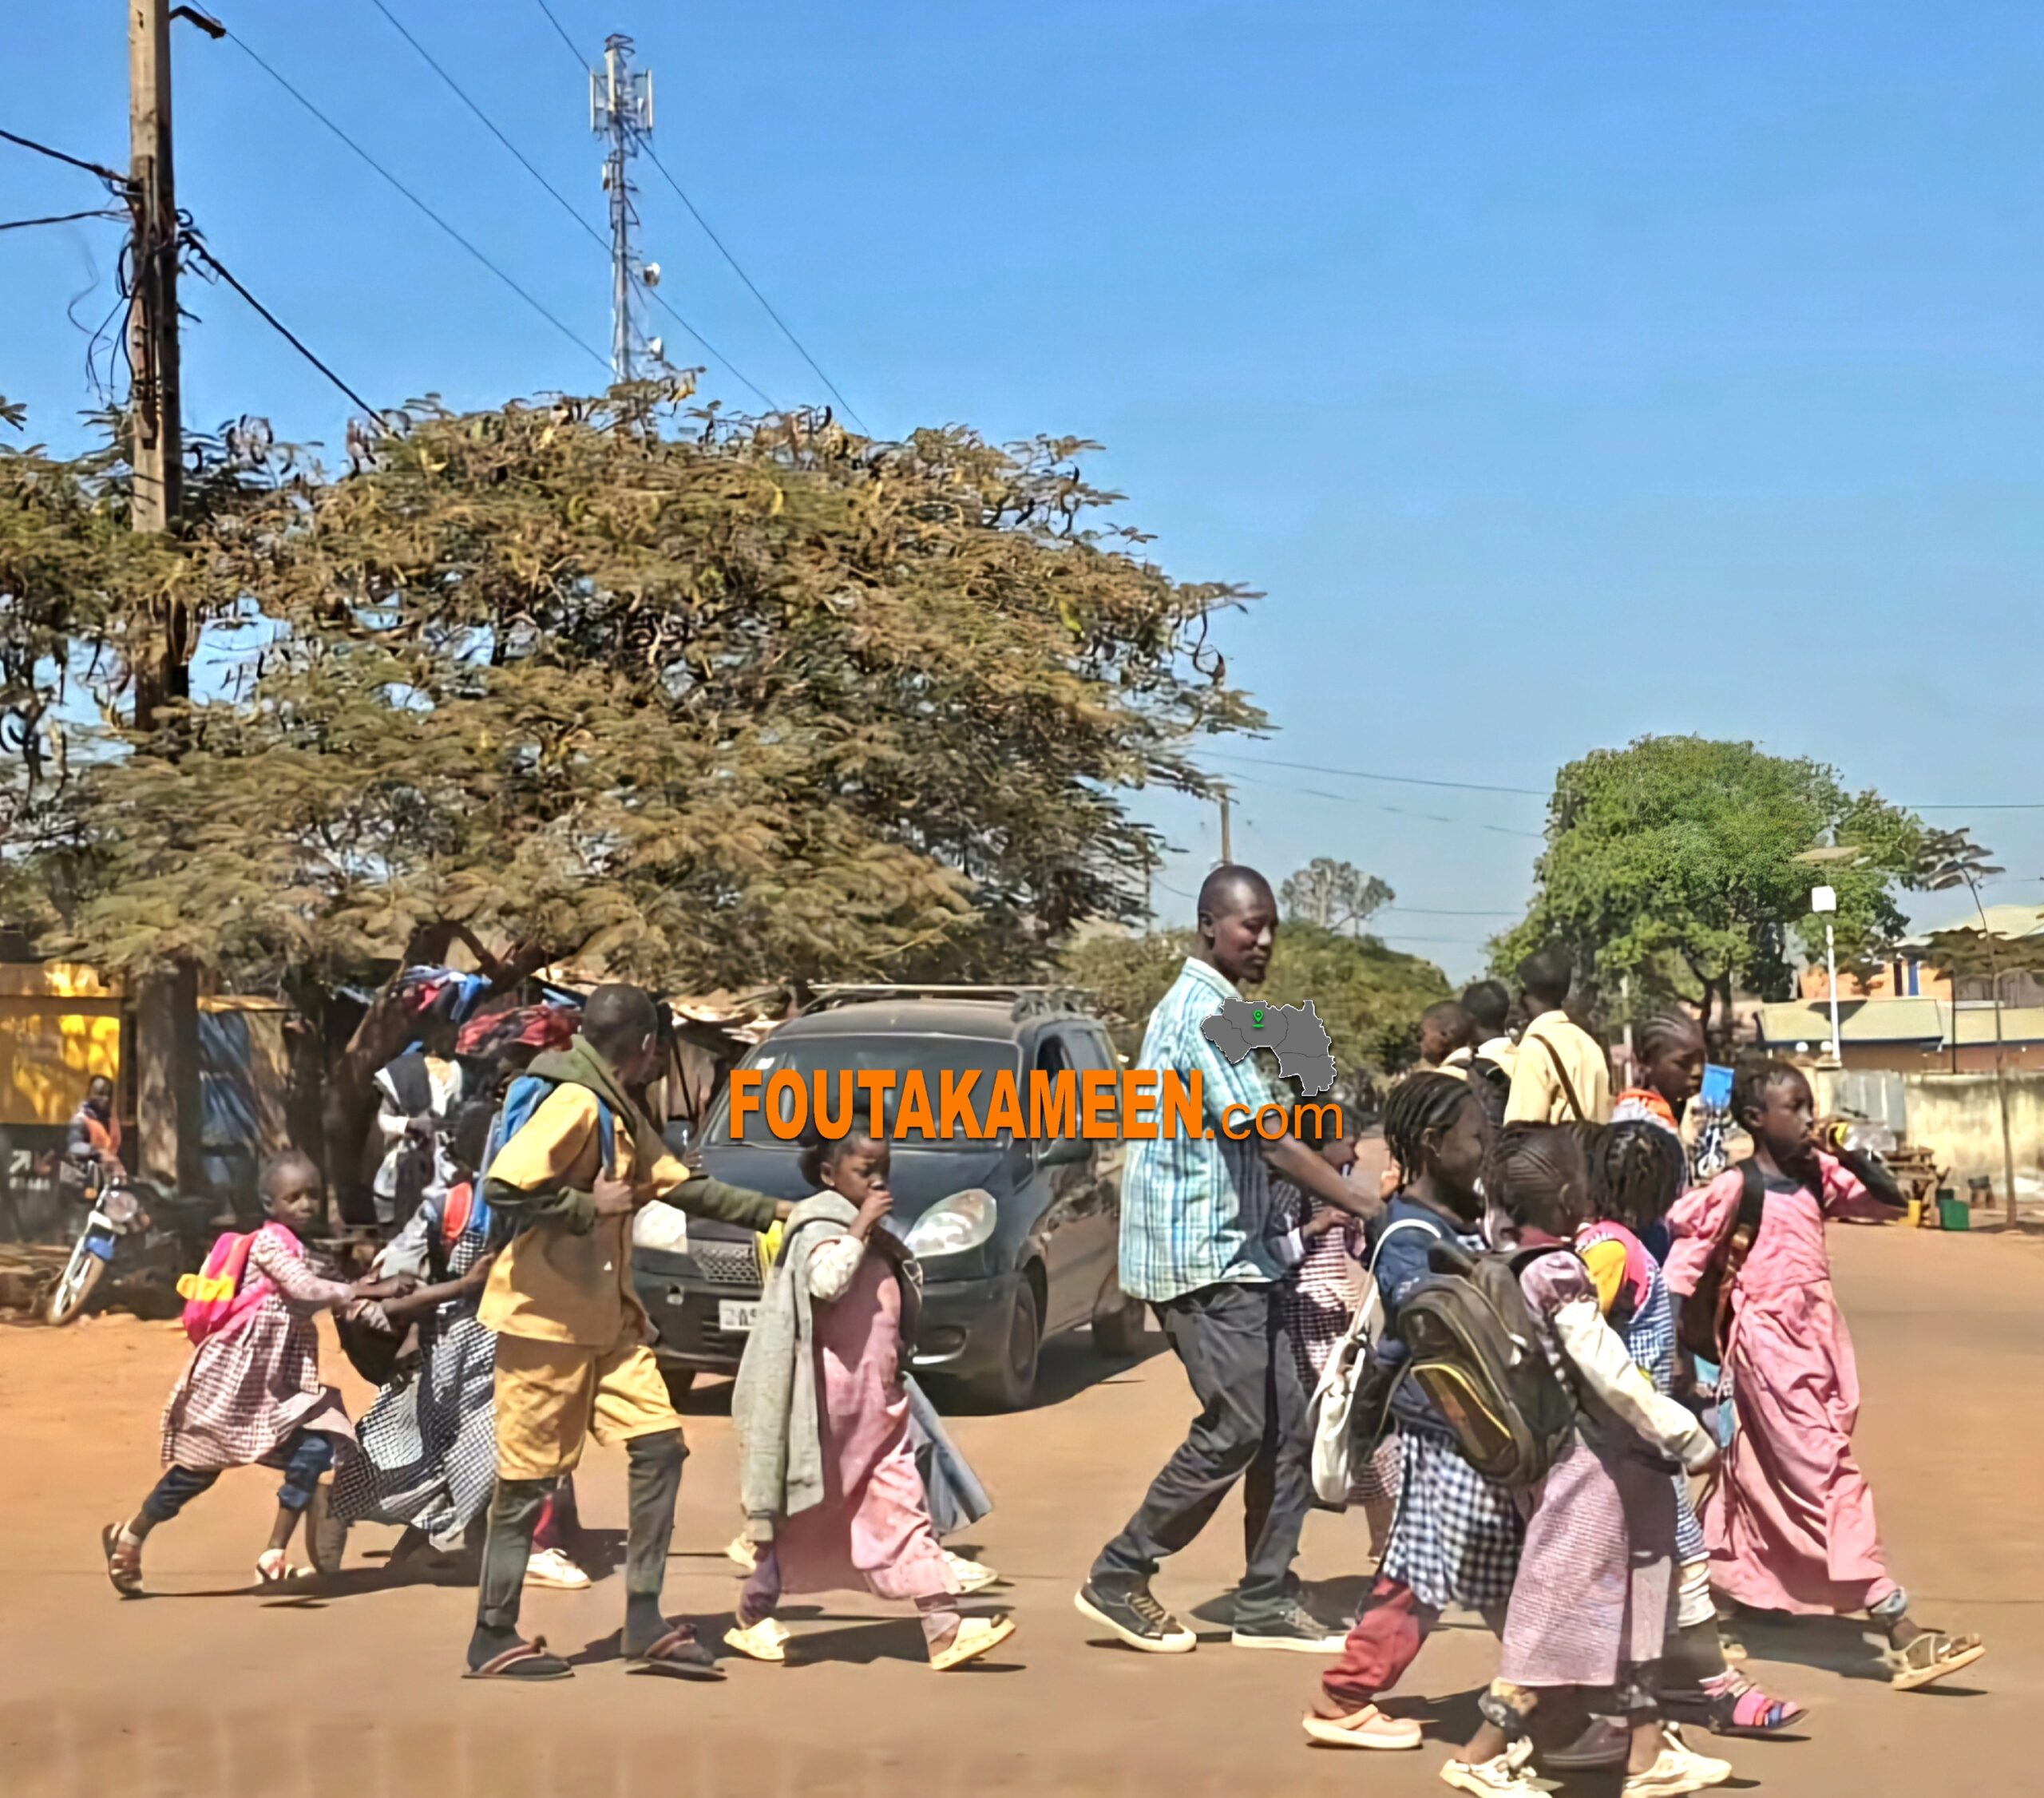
<box><xmin>0</xmin><ymin>1221</ymin><xmax>2034</xmax><ymax>1797</ymax></box>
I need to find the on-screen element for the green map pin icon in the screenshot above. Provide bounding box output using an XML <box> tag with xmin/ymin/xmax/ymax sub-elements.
<box><xmin>1252</xmin><ymin>1006</ymin><xmax>1266</xmax><ymax>1028</ymax></box>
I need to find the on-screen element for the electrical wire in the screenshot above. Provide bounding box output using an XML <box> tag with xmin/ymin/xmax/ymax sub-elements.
<box><xmin>223</xmin><ymin>27</ymin><xmax>612</xmax><ymax>375</ymax></box>
<box><xmin>180</xmin><ymin>233</ymin><xmax>378</xmax><ymax>417</ymax></box>
<box><xmin>527</xmin><ymin>0</ymin><xmax>868</xmax><ymax>430</ymax></box>
<box><xmin>2</xmin><ymin>208</ymin><xmax>125</xmax><ymax>232</ymax></box>
<box><xmin>1200</xmin><ymin>747</ymin><xmax>1546</xmax><ymax>798</ymax></box>
<box><xmin>0</xmin><ymin>125</ymin><xmax>129</xmax><ymax>190</ymax></box>
<box><xmin>531</xmin><ymin>0</ymin><xmax>588</xmax><ymax>71</ymax></box>
<box><xmin>361</xmin><ymin>0</ymin><xmax>776</xmax><ymax>409</ymax></box>
<box><xmin>639</xmin><ymin>143</ymin><xmax>869</xmax><ymax>433</ymax></box>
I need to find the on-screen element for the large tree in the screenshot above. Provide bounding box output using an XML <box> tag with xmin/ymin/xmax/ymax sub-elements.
<box><xmin>1491</xmin><ymin>735</ymin><xmax>1925</xmax><ymax>1041</ymax></box>
<box><xmin>9</xmin><ymin>389</ymin><xmax>1260</xmax><ymax>1190</ymax></box>
<box><xmin>1279</xmin><ymin>857</ymin><xmax>1394</xmax><ymax>935</ymax></box>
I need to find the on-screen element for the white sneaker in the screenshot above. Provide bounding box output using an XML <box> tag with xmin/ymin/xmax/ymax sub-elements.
<box><xmin>1621</xmin><ymin>1743</ymin><xmax>1730</xmax><ymax>1798</ymax></box>
<box><xmin>524</xmin><ymin>1546</ymin><xmax>591</xmax><ymax>1590</ymax></box>
<box><xmin>1440</xmin><ymin>1755</ymin><xmax>1547</xmax><ymax>1798</ymax></box>
<box><xmin>726</xmin><ymin>1533</ymin><xmax>759</xmax><ymax>1573</ymax></box>
<box><xmin>1652</xmin><ymin>1727</ymin><xmax>1732</xmax><ymax>1789</ymax></box>
<box><xmin>943</xmin><ymin>1549</ymin><xmax>1000</xmax><ymax>1594</ymax></box>
<box><xmin>723</xmin><ymin>1616</ymin><xmax>791</xmax><ymax>1662</ymax></box>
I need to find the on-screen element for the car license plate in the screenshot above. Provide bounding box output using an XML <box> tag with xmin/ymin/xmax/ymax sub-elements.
<box><xmin>719</xmin><ymin>1299</ymin><xmax>760</xmax><ymax>1333</ymax></box>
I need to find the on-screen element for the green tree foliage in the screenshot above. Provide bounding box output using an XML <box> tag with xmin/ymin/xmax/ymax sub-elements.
<box><xmin>1491</xmin><ymin>736</ymin><xmax>1924</xmax><ymax>1040</ymax></box>
<box><xmin>6</xmin><ymin>390</ymin><xmax>1261</xmax><ymax>1180</ymax></box>
<box><xmin>16</xmin><ymin>390</ymin><xmax>1258</xmax><ymax>988</ymax></box>
<box><xmin>1063</xmin><ymin>921</ymin><xmax>1448</xmax><ymax>1074</ymax></box>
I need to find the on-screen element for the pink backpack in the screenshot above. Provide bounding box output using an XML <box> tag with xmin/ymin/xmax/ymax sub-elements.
<box><xmin>177</xmin><ymin>1222</ymin><xmax>295</xmax><ymax>1345</ymax></box>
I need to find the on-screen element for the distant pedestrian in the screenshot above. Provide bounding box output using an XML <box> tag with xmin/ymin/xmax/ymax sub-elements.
<box><xmin>1504</xmin><ymin>949</ymin><xmax>1611</xmax><ymax>1126</ymax></box>
<box><xmin>1416</xmin><ymin>1000</ymin><xmax>1476</xmax><ymax>1078</ymax></box>
<box><xmin>1078</xmin><ymin>864</ymin><xmax>1378</xmax><ymax>1656</ymax></box>
<box><xmin>102</xmin><ymin>1153</ymin><xmax>406</xmax><ymax>1595</ymax></box>
<box><xmin>728</xmin><ymin>1128</ymin><xmax>1016</xmax><ymax>1671</ymax></box>
<box><xmin>1459</xmin><ymin>980</ymin><xmax>1516</xmax><ymax>1127</ymax></box>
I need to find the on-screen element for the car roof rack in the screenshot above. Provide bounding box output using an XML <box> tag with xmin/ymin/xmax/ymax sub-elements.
<box><xmin>802</xmin><ymin>983</ymin><xmax>1091</xmax><ymax>1020</ymax></box>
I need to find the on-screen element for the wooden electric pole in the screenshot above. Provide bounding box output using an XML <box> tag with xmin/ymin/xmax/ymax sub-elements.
<box><xmin>128</xmin><ymin>0</ymin><xmax>202</xmax><ymax>1192</ymax></box>
<box><xmin>1218</xmin><ymin>791</ymin><xmax>1233</xmax><ymax>866</ymax></box>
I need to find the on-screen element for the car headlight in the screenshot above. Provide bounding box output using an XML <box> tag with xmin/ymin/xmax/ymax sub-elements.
<box><xmin>904</xmin><ymin>1188</ymin><xmax>996</xmax><ymax>1257</ymax></box>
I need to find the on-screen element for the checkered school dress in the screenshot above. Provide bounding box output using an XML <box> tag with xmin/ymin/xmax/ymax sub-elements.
<box><xmin>1379</xmin><ymin>1429</ymin><xmax>1524</xmax><ymax>1614</ymax></box>
<box><xmin>160</xmin><ymin>1230</ymin><xmax>363</xmax><ymax>1473</ymax></box>
<box><xmin>332</xmin><ymin>1189</ymin><xmax>498</xmax><ymax>1547</ymax></box>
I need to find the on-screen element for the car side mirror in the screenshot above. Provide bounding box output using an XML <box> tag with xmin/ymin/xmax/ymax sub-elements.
<box><xmin>1036</xmin><ymin>1135</ymin><xmax>1091</xmax><ymax>1169</ymax></box>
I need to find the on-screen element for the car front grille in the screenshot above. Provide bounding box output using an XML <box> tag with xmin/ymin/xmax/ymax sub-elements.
<box><xmin>690</xmin><ymin>1238</ymin><xmax>761</xmax><ymax>1287</ymax></box>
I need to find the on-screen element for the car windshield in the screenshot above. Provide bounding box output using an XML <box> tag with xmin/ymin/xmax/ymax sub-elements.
<box><xmin>703</xmin><ymin>1032</ymin><xmax>1022</xmax><ymax>1150</ymax></box>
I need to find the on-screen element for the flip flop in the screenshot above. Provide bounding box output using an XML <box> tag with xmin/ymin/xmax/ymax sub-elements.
<box><xmin>1301</xmin><ymin>1703</ymin><xmax>1424</xmax><ymax>1750</ymax></box>
<box><xmin>629</xmin><ymin>1624</ymin><xmax>726</xmax><ymax>1681</ymax></box>
<box><xmin>462</xmin><ymin>1637</ymin><xmax>574</xmax><ymax>1681</ymax></box>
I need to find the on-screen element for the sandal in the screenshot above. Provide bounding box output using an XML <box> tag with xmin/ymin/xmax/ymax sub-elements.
<box><xmin>1662</xmin><ymin>1677</ymin><xmax>1805</xmax><ymax>1736</ymax></box>
<box><xmin>254</xmin><ymin>1548</ymin><xmax>308</xmax><ymax>1586</ymax></box>
<box><xmin>1889</xmin><ymin>1629</ymin><xmax>1986</xmax><ymax>1692</ymax></box>
<box><xmin>101</xmin><ymin>1522</ymin><xmax>143</xmax><ymax>1598</ymax></box>
<box><xmin>462</xmin><ymin>1636</ymin><xmax>574</xmax><ymax>1681</ymax></box>
<box><xmin>1301</xmin><ymin>1702</ymin><xmax>1424</xmax><ymax>1750</ymax></box>
<box><xmin>628</xmin><ymin>1623</ymin><xmax>726</xmax><ymax>1681</ymax></box>
<box><xmin>1542</xmin><ymin>1716</ymin><xmax>1629</xmax><ymax>1769</ymax></box>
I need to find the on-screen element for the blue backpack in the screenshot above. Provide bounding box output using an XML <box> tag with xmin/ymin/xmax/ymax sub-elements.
<box><xmin>482</xmin><ymin>1073</ymin><xmax>620</xmax><ymax>1198</ymax></box>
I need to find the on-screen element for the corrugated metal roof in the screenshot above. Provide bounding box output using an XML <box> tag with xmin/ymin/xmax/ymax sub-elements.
<box><xmin>1757</xmin><ymin>998</ymin><xmax>2044</xmax><ymax>1048</ymax></box>
<box><xmin>1899</xmin><ymin>902</ymin><xmax>2044</xmax><ymax>949</ymax></box>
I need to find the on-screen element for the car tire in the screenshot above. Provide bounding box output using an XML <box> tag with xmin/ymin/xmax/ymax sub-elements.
<box><xmin>660</xmin><ymin>1367</ymin><xmax>697</xmax><ymax>1408</ymax></box>
<box><xmin>1092</xmin><ymin>1282</ymin><xmax>1147</xmax><ymax>1359</ymax></box>
<box><xmin>969</xmin><ymin>1280</ymin><xmax>1041</xmax><ymax>1412</ymax></box>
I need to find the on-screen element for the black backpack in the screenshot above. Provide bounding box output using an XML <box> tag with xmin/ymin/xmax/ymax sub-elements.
<box><xmin>1465</xmin><ymin>1055</ymin><xmax>1511</xmax><ymax>1128</ymax></box>
<box><xmin>1392</xmin><ymin>1242</ymin><xmax>1578</xmax><ymax>1487</ymax></box>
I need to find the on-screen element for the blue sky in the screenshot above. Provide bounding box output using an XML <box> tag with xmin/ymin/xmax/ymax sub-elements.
<box><xmin>6</xmin><ymin>2</ymin><xmax>2042</xmax><ymax>977</ymax></box>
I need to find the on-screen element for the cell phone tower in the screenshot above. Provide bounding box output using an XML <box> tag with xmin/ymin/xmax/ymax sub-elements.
<box><xmin>591</xmin><ymin>33</ymin><xmax>654</xmax><ymax>384</ymax></box>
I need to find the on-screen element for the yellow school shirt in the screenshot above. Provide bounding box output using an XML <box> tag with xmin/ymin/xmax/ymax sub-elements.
<box><xmin>1503</xmin><ymin>1010</ymin><xmax>1613</xmax><ymax>1126</ymax></box>
<box><xmin>480</xmin><ymin>1083</ymin><xmax>690</xmax><ymax>1348</ymax></box>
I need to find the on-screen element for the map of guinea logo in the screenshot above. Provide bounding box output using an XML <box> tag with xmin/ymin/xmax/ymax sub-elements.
<box><xmin>1198</xmin><ymin>999</ymin><xmax>1338</xmax><ymax>1097</ymax></box>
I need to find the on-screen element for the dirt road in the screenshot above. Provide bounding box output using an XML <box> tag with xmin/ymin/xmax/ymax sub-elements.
<box><xmin>1</xmin><ymin>1224</ymin><xmax>2034</xmax><ymax>1797</ymax></box>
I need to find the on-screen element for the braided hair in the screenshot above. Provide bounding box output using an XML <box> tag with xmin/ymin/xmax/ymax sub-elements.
<box><xmin>1730</xmin><ymin>1055</ymin><xmax>1808</xmax><ymax>1132</ymax></box>
<box><xmin>1587</xmin><ymin>1119</ymin><xmax>1688</xmax><ymax>1233</ymax></box>
<box><xmin>1382</xmin><ymin>1071</ymin><xmax>1478</xmax><ymax>1186</ymax></box>
<box><xmin>1634</xmin><ymin>1010</ymin><xmax>1702</xmax><ymax>1062</ymax></box>
<box><xmin>1486</xmin><ymin>1122</ymin><xmax>1590</xmax><ymax>1238</ymax></box>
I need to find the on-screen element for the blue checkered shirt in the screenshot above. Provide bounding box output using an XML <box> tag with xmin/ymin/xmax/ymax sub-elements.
<box><xmin>1117</xmin><ymin>957</ymin><xmax>1289</xmax><ymax>1304</ymax></box>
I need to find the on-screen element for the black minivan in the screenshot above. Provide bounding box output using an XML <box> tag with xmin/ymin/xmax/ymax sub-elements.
<box><xmin>632</xmin><ymin>987</ymin><xmax>1143</xmax><ymax>1409</ymax></box>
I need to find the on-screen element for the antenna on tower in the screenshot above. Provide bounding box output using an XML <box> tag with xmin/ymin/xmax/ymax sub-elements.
<box><xmin>591</xmin><ymin>33</ymin><xmax>654</xmax><ymax>385</ymax></box>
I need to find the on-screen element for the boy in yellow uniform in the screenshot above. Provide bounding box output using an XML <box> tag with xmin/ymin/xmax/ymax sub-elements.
<box><xmin>465</xmin><ymin>984</ymin><xmax>786</xmax><ymax>1681</ymax></box>
<box><xmin>1504</xmin><ymin>949</ymin><xmax>1612</xmax><ymax>1127</ymax></box>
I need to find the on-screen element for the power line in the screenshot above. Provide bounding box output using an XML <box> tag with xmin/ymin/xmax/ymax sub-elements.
<box><xmin>1222</xmin><ymin>766</ymin><xmax>1547</xmax><ymax>842</ymax></box>
<box><xmin>1</xmin><ymin>208</ymin><xmax>125</xmax><ymax>232</ymax></box>
<box><xmin>639</xmin><ymin>143</ymin><xmax>869</xmax><ymax>434</ymax></box>
<box><xmin>180</xmin><ymin>232</ymin><xmax>378</xmax><ymax>417</ymax></box>
<box><xmin>223</xmin><ymin>26</ymin><xmax>612</xmax><ymax>374</ymax></box>
<box><xmin>525</xmin><ymin>0</ymin><xmax>869</xmax><ymax>431</ymax></box>
<box><xmin>0</xmin><ymin>125</ymin><xmax>129</xmax><ymax>189</ymax></box>
<box><xmin>361</xmin><ymin>0</ymin><xmax>775</xmax><ymax>409</ymax></box>
<box><xmin>531</xmin><ymin>0</ymin><xmax>588</xmax><ymax>71</ymax></box>
<box><xmin>1201</xmin><ymin>747</ymin><xmax>1547</xmax><ymax>798</ymax></box>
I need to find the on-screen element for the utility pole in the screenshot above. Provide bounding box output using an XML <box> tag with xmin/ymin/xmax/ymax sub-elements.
<box><xmin>128</xmin><ymin>0</ymin><xmax>202</xmax><ymax>1194</ymax></box>
<box><xmin>592</xmin><ymin>33</ymin><xmax>653</xmax><ymax>384</ymax></box>
<box><xmin>1218</xmin><ymin>791</ymin><xmax>1233</xmax><ymax>866</ymax></box>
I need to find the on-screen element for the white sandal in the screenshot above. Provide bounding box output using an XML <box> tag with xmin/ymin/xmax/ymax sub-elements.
<box><xmin>254</xmin><ymin>1548</ymin><xmax>307</xmax><ymax>1586</ymax></box>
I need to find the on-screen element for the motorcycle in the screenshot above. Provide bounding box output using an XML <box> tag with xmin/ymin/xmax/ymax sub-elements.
<box><xmin>46</xmin><ymin>1164</ymin><xmax>216</xmax><ymax>1328</ymax></box>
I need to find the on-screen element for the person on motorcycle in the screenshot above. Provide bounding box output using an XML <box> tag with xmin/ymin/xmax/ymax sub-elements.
<box><xmin>65</xmin><ymin>1076</ymin><xmax>123</xmax><ymax>1195</ymax></box>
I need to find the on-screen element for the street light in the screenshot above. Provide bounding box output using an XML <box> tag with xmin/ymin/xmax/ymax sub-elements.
<box><xmin>1811</xmin><ymin>884</ymin><xmax>1841</xmax><ymax>1067</ymax></box>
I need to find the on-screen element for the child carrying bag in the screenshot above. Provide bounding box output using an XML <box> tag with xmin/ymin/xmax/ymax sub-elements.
<box><xmin>1307</xmin><ymin>1217</ymin><xmax>1441</xmax><ymax>1505</ymax></box>
<box><xmin>176</xmin><ymin>1222</ymin><xmax>291</xmax><ymax>1345</ymax></box>
<box><xmin>1391</xmin><ymin>1241</ymin><xmax>1578</xmax><ymax>1487</ymax></box>
<box><xmin>1678</xmin><ymin>1159</ymin><xmax>1767</xmax><ymax>1360</ymax></box>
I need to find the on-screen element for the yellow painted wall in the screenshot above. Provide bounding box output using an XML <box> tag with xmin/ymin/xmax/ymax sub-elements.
<box><xmin>0</xmin><ymin>1000</ymin><xmax>122</xmax><ymax>1127</ymax></box>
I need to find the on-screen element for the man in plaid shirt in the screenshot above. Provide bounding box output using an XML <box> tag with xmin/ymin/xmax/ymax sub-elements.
<box><xmin>1077</xmin><ymin>865</ymin><xmax>1380</xmax><ymax>1654</ymax></box>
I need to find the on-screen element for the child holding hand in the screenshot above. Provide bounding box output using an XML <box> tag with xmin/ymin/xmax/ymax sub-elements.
<box><xmin>103</xmin><ymin>1152</ymin><xmax>407</xmax><ymax>1594</ymax></box>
